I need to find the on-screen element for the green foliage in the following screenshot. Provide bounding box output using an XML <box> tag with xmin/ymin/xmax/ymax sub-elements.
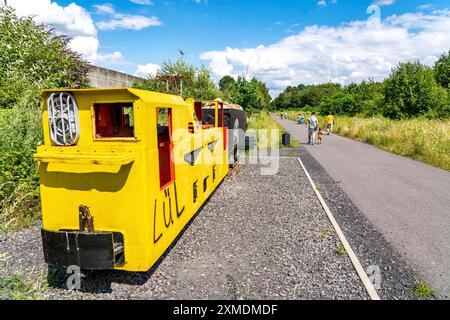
<box><xmin>271</xmin><ymin>83</ymin><xmax>341</xmax><ymax>111</ymax></box>
<box><xmin>134</xmin><ymin>58</ymin><xmax>222</xmax><ymax>101</ymax></box>
<box><xmin>219</xmin><ymin>75</ymin><xmax>236</xmax><ymax>91</ymax></box>
<box><xmin>225</xmin><ymin>76</ymin><xmax>271</xmax><ymax>112</ymax></box>
<box><xmin>0</xmin><ymin>88</ymin><xmax>43</xmax><ymax>232</ymax></box>
<box><xmin>0</xmin><ymin>6</ymin><xmax>91</xmax><ymax>108</ymax></box>
<box><xmin>274</xmin><ymin>57</ymin><xmax>450</xmax><ymax>119</ymax></box>
<box><xmin>382</xmin><ymin>61</ymin><xmax>448</xmax><ymax>119</ymax></box>
<box><xmin>0</xmin><ymin>274</ymin><xmax>43</xmax><ymax>300</ymax></box>
<box><xmin>0</xmin><ymin>7</ymin><xmax>90</xmax><ymax>231</ymax></box>
<box><xmin>246</xmin><ymin>111</ymin><xmax>298</xmax><ymax>148</ymax></box>
<box><xmin>320</xmin><ymin>92</ymin><xmax>357</xmax><ymax>116</ymax></box>
<box><xmin>412</xmin><ymin>282</ymin><xmax>436</xmax><ymax>298</ymax></box>
<box><xmin>336</xmin><ymin>242</ymin><xmax>347</xmax><ymax>256</ymax></box>
<box><xmin>434</xmin><ymin>51</ymin><xmax>450</xmax><ymax>89</ymax></box>
<box><xmin>319</xmin><ymin>80</ymin><xmax>385</xmax><ymax>116</ymax></box>
<box><xmin>319</xmin><ymin>115</ymin><xmax>450</xmax><ymax>171</ymax></box>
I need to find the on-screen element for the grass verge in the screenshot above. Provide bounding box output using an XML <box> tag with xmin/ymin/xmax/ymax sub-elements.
<box><xmin>247</xmin><ymin>111</ymin><xmax>299</xmax><ymax>149</ymax></box>
<box><xmin>0</xmin><ymin>273</ymin><xmax>45</xmax><ymax>300</ymax></box>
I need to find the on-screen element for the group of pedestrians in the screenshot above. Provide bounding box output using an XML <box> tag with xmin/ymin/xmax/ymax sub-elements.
<box><xmin>301</xmin><ymin>112</ymin><xmax>334</xmax><ymax>146</ymax></box>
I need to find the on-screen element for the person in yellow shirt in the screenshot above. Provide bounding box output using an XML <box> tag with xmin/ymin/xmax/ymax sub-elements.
<box><xmin>326</xmin><ymin>112</ymin><xmax>334</xmax><ymax>135</ymax></box>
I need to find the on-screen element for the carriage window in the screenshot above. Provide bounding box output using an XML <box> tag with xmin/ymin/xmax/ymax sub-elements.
<box><xmin>94</xmin><ymin>103</ymin><xmax>135</xmax><ymax>139</ymax></box>
<box><xmin>157</xmin><ymin>108</ymin><xmax>174</xmax><ymax>189</ymax></box>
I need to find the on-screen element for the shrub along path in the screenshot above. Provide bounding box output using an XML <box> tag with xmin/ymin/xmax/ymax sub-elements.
<box><xmin>274</xmin><ymin>115</ymin><xmax>450</xmax><ymax>299</ymax></box>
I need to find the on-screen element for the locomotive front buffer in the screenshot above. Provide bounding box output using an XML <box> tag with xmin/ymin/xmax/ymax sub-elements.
<box><xmin>34</xmin><ymin>88</ymin><xmax>236</xmax><ymax>272</ymax></box>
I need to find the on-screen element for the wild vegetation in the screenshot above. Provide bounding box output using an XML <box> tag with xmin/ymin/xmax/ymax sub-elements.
<box><xmin>0</xmin><ymin>7</ymin><xmax>91</xmax><ymax>231</ymax></box>
<box><xmin>283</xmin><ymin>111</ymin><xmax>450</xmax><ymax>171</ymax></box>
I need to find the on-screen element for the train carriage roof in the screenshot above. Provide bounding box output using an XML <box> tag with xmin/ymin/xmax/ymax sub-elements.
<box><xmin>41</xmin><ymin>88</ymin><xmax>188</xmax><ymax>108</ymax></box>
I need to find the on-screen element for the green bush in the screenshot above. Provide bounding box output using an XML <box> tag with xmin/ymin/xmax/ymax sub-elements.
<box><xmin>0</xmin><ymin>6</ymin><xmax>90</xmax><ymax>108</ymax></box>
<box><xmin>434</xmin><ymin>51</ymin><xmax>450</xmax><ymax>89</ymax></box>
<box><xmin>0</xmin><ymin>7</ymin><xmax>90</xmax><ymax>231</ymax></box>
<box><xmin>382</xmin><ymin>61</ymin><xmax>448</xmax><ymax>119</ymax></box>
<box><xmin>319</xmin><ymin>91</ymin><xmax>358</xmax><ymax>116</ymax></box>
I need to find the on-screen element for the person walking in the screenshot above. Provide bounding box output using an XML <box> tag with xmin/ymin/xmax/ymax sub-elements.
<box><xmin>326</xmin><ymin>112</ymin><xmax>335</xmax><ymax>135</ymax></box>
<box><xmin>307</xmin><ymin>112</ymin><xmax>318</xmax><ymax>145</ymax></box>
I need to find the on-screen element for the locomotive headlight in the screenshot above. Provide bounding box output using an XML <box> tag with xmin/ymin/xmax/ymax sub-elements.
<box><xmin>47</xmin><ymin>92</ymin><xmax>80</xmax><ymax>146</ymax></box>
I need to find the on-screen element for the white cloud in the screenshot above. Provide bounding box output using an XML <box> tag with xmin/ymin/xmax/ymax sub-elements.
<box><xmin>9</xmin><ymin>0</ymin><xmax>96</xmax><ymax>37</ymax></box>
<box><xmin>318</xmin><ymin>0</ymin><xmax>337</xmax><ymax>7</ymax></box>
<box><xmin>93</xmin><ymin>4</ymin><xmax>115</xmax><ymax>15</ymax></box>
<box><xmin>8</xmin><ymin>0</ymin><xmax>124</xmax><ymax>65</ymax></box>
<box><xmin>373</xmin><ymin>0</ymin><xmax>395</xmax><ymax>6</ymax></box>
<box><xmin>130</xmin><ymin>0</ymin><xmax>154</xmax><ymax>4</ymax></box>
<box><xmin>417</xmin><ymin>4</ymin><xmax>434</xmax><ymax>11</ymax></box>
<box><xmin>97</xmin><ymin>14</ymin><xmax>162</xmax><ymax>31</ymax></box>
<box><xmin>201</xmin><ymin>8</ymin><xmax>450</xmax><ymax>96</ymax></box>
<box><xmin>135</xmin><ymin>63</ymin><xmax>160</xmax><ymax>77</ymax></box>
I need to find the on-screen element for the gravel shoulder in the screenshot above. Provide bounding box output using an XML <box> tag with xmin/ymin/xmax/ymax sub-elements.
<box><xmin>280</xmin><ymin>148</ymin><xmax>430</xmax><ymax>300</ymax></box>
<box><xmin>0</xmin><ymin>158</ymin><xmax>367</xmax><ymax>300</ymax></box>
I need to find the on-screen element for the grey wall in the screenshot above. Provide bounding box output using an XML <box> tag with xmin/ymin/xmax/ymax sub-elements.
<box><xmin>88</xmin><ymin>66</ymin><xmax>144</xmax><ymax>88</ymax></box>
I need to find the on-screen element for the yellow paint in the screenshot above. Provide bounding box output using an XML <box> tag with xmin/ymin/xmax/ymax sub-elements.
<box><xmin>34</xmin><ymin>88</ymin><xmax>229</xmax><ymax>272</ymax></box>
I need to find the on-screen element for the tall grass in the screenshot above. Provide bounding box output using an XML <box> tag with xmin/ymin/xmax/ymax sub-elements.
<box><xmin>283</xmin><ymin>110</ymin><xmax>450</xmax><ymax>171</ymax></box>
<box><xmin>327</xmin><ymin>116</ymin><xmax>450</xmax><ymax>171</ymax></box>
<box><xmin>247</xmin><ymin>111</ymin><xmax>299</xmax><ymax>149</ymax></box>
<box><xmin>0</xmin><ymin>87</ymin><xmax>43</xmax><ymax>233</ymax></box>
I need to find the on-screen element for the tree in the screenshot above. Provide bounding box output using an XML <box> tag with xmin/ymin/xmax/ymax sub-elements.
<box><xmin>218</xmin><ymin>75</ymin><xmax>236</xmax><ymax>101</ymax></box>
<box><xmin>345</xmin><ymin>79</ymin><xmax>384</xmax><ymax>116</ymax></box>
<box><xmin>226</xmin><ymin>76</ymin><xmax>271</xmax><ymax>111</ymax></box>
<box><xmin>219</xmin><ymin>75</ymin><xmax>235</xmax><ymax>91</ymax></box>
<box><xmin>434</xmin><ymin>51</ymin><xmax>450</xmax><ymax>89</ymax></box>
<box><xmin>0</xmin><ymin>6</ymin><xmax>90</xmax><ymax>108</ymax></box>
<box><xmin>319</xmin><ymin>91</ymin><xmax>358</xmax><ymax>116</ymax></box>
<box><xmin>382</xmin><ymin>61</ymin><xmax>447</xmax><ymax>118</ymax></box>
<box><xmin>134</xmin><ymin>58</ymin><xmax>222</xmax><ymax>101</ymax></box>
<box><xmin>271</xmin><ymin>83</ymin><xmax>341</xmax><ymax>111</ymax></box>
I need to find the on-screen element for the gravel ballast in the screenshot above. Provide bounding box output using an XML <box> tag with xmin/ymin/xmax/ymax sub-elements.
<box><xmin>281</xmin><ymin>148</ymin><xmax>428</xmax><ymax>300</ymax></box>
<box><xmin>0</xmin><ymin>157</ymin><xmax>368</xmax><ymax>300</ymax></box>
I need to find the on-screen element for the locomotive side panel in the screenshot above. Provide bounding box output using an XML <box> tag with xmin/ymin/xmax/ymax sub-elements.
<box><xmin>35</xmin><ymin>88</ymin><xmax>230</xmax><ymax>272</ymax></box>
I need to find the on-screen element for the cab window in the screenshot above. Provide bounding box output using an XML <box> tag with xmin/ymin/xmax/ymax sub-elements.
<box><xmin>94</xmin><ymin>103</ymin><xmax>135</xmax><ymax>139</ymax></box>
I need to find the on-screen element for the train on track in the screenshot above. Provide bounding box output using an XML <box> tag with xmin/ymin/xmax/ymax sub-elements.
<box><xmin>34</xmin><ymin>88</ymin><xmax>245</xmax><ymax>271</ymax></box>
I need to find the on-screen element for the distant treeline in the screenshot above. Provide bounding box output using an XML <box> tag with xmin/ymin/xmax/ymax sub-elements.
<box><xmin>272</xmin><ymin>53</ymin><xmax>450</xmax><ymax>119</ymax></box>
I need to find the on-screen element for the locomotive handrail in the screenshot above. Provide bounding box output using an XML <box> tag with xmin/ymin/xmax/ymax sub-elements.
<box><xmin>33</xmin><ymin>152</ymin><xmax>135</xmax><ymax>166</ymax></box>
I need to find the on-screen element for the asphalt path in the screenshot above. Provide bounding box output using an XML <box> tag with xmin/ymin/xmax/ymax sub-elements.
<box><xmin>274</xmin><ymin>115</ymin><xmax>450</xmax><ymax>298</ymax></box>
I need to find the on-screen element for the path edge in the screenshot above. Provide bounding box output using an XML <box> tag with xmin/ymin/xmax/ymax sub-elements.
<box><xmin>296</xmin><ymin>157</ymin><xmax>381</xmax><ymax>300</ymax></box>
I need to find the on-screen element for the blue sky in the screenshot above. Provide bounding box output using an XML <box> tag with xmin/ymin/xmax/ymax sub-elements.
<box><xmin>8</xmin><ymin>0</ymin><xmax>450</xmax><ymax>95</ymax></box>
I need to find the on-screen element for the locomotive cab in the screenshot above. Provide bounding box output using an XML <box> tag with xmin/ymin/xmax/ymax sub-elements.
<box><xmin>34</xmin><ymin>88</ymin><xmax>230</xmax><ymax>271</ymax></box>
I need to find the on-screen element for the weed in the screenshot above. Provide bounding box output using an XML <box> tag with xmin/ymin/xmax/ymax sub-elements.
<box><xmin>412</xmin><ymin>281</ymin><xmax>436</xmax><ymax>298</ymax></box>
<box><xmin>0</xmin><ymin>274</ymin><xmax>43</xmax><ymax>300</ymax></box>
<box><xmin>336</xmin><ymin>242</ymin><xmax>347</xmax><ymax>256</ymax></box>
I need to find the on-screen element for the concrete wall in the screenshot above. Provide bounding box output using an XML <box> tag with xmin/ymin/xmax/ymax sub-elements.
<box><xmin>88</xmin><ymin>66</ymin><xmax>144</xmax><ymax>88</ymax></box>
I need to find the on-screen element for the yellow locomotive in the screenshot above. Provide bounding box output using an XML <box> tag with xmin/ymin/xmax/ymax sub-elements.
<box><xmin>34</xmin><ymin>88</ymin><xmax>236</xmax><ymax>272</ymax></box>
